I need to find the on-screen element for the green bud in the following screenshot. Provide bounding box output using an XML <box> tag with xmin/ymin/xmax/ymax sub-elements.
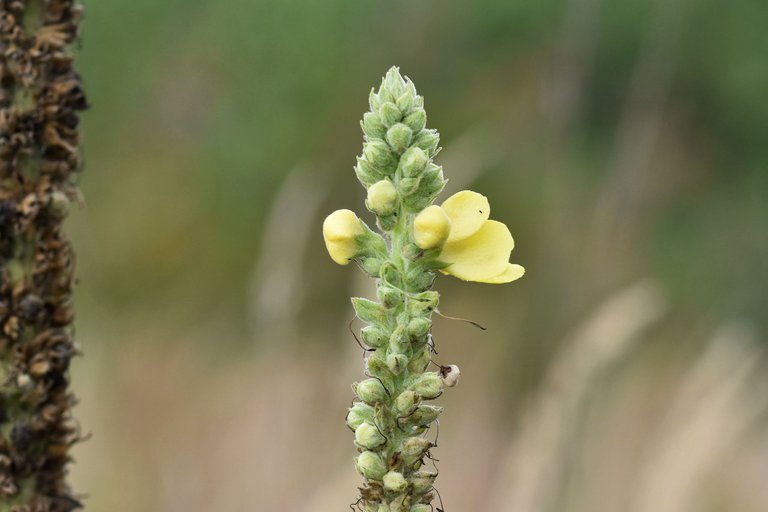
<box><xmin>389</xmin><ymin>326</ymin><xmax>409</xmax><ymax>354</ymax></box>
<box><xmin>395</xmin><ymin>92</ymin><xmax>414</xmax><ymax>114</ymax></box>
<box><xmin>369</xmin><ymin>89</ymin><xmax>382</xmax><ymax>111</ymax></box>
<box><xmin>401</xmin><ymin>436</ymin><xmax>432</xmax><ymax>467</ymax></box>
<box><xmin>412</xmin><ymin>129</ymin><xmax>440</xmax><ymax>156</ymax></box>
<box><xmin>366</xmin><ymin>355</ymin><xmax>395</xmax><ymax>391</ymax></box>
<box><xmin>383</xmin><ymin>471</ymin><xmax>408</xmax><ymax>493</ymax></box>
<box><xmin>407</xmin><ymin>317</ymin><xmax>431</xmax><ymax>338</ymax></box>
<box><xmin>400</xmin><ymin>147</ymin><xmax>428</xmax><ymax>178</ymax></box>
<box><xmin>347</xmin><ymin>402</ymin><xmax>375</xmax><ymax>430</ymax></box>
<box><xmin>356</xmin><ymin>157</ymin><xmax>384</xmax><ymax>186</ymax></box>
<box><xmin>362</xmin><ymin>112</ymin><xmax>387</xmax><ymax>139</ymax></box>
<box><xmin>386</xmin><ymin>123</ymin><xmax>413</xmax><ymax>154</ymax></box>
<box><xmin>355</xmin><ymin>378</ymin><xmax>388</xmax><ymax>404</ymax></box>
<box><xmin>394</xmin><ymin>390</ymin><xmax>418</xmax><ymax>415</ymax></box>
<box><xmin>374</xmin><ymin>402</ymin><xmax>395</xmax><ymax>433</ymax></box>
<box><xmin>361</xmin><ymin>325</ymin><xmax>388</xmax><ymax>348</ymax></box>
<box><xmin>410</xmin><ymin>506</ymin><xmax>430</xmax><ymax>512</ymax></box>
<box><xmin>398</xmin><ymin>177</ymin><xmax>420</xmax><ymax>196</ymax></box>
<box><xmin>355</xmin><ymin>422</ymin><xmax>386</xmax><ymax>449</ymax></box>
<box><xmin>352</xmin><ymin>297</ymin><xmax>387</xmax><ymax>324</ymax></box>
<box><xmin>410</xmin><ymin>405</ymin><xmax>443</xmax><ymax>427</ymax></box>
<box><xmin>404</xmin><ymin>268</ymin><xmax>436</xmax><ymax>291</ymax></box>
<box><xmin>383</xmin><ymin>67</ymin><xmax>406</xmax><ymax>98</ymax></box>
<box><xmin>389</xmin><ymin>495</ymin><xmax>410</xmax><ymax>512</ymax></box>
<box><xmin>403</xmin><ymin>109</ymin><xmax>427</xmax><ymax>133</ymax></box>
<box><xmin>356</xmin><ymin>451</ymin><xmax>388</xmax><ymax>480</ymax></box>
<box><xmin>379</xmin><ymin>102</ymin><xmax>402</xmax><ymax>127</ymax></box>
<box><xmin>407</xmin><ymin>291</ymin><xmax>439</xmax><ymax>316</ymax></box>
<box><xmin>366</xmin><ymin>179</ymin><xmax>398</xmax><ymax>216</ymax></box>
<box><xmin>377</xmin><ymin>285</ymin><xmax>401</xmax><ymax>308</ymax></box>
<box><xmin>364</xmin><ymin>140</ymin><xmax>397</xmax><ymax>174</ymax></box>
<box><xmin>409</xmin><ymin>471</ymin><xmax>437</xmax><ymax>495</ymax></box>
<box><xmin>410</xmin><ymin>373</ymin><xmax>443</xmax><ymax>399</ymax></box>
<box><xmin>378</xmin><ymin>506</ymin><xmax>391</xmax><ymax>512</ymax></box>
<box><xmin>386</xmin><ymin>353</ymin><xmax>408</xmax><ymax>375</ymax></box>
<box><xmin>407</xmin><ymin>346</ymin><xmax>431</xmax><ymax>373</ymax></box>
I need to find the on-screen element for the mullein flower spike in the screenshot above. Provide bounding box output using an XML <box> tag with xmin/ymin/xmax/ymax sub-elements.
<box><xmin>322</xmin><ymin>67</ymin><xmax>524</xmax><ymax>511</ymax></box>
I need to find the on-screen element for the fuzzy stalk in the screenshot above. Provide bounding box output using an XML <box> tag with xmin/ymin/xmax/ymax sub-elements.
<box><xmin>346</xmin><ymin>68</ymin><xmax>449</xmax><ymax>512</ymax></box>
<box><xmin>0</xmin><ymin>1</ymin><xmax>87</xmax><ymax>511</ymax></box>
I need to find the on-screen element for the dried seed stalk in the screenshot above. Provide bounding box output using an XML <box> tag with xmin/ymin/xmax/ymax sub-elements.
<box><xmin>0</xmin><ymin>1</ymin><xmax>86</xmax><ymax>510</ymax></box>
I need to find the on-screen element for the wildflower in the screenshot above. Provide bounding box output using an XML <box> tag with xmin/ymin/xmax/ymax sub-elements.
<box><xmin>413</xmin><ymin>205</ymin><xmax>451</xmax><ymax>250</ymax></box>
<box><xmin>322</xmin><ymin>209</ymin><xmax>365</xmax><ymax>265</ymax></box>
<box><xmin>432</xmin><ymin>190</ymin><xmax>525</xmax><ymax>283</ymax></box>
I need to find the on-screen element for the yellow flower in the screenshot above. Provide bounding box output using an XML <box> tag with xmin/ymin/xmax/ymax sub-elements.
<box><xmin>434</xmin><ymin>190</ymin><xmax>524</xmax><ymax>283</ymax></box>
<box><xmin>323</xmin><ymin>209</ymin><xmax>365</xmax><ymax>265</ymax></box>
<box><xmin>413</xmin><ymin>205</ymin><xmax>451</xmax><ymax>250</ymax></box>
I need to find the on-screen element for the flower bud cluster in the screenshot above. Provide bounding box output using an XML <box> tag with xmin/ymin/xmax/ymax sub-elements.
<box><xmin>328</xmin><ymin>67</ymin><xmax>464</xmax><ymax>512</ymax></box>
<box><xmin>357</xmin><ymin>68</ymin><xmax>446</xmax><ymax>233</ymax></box>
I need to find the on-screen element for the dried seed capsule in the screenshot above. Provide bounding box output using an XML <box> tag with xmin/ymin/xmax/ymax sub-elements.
<box><xmin>440</xmin><ymin>364</ymin><xmax>460</xmax><ymax>387</ymax></box>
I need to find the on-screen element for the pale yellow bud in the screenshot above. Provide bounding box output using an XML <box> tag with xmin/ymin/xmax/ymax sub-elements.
<box><xmin>323</xmin><ymin>209</ymin><xmax>365</xmax><ymax>265</ymax></box>
<box><xmin>413</xmin><ymin>205</ymin><xmax>451</xmax><ymax>250</ymax></box>
<box><xmin>366</xmin><ymin>180</ymin><xmax>398</xmax><ymax>216</ymax></box>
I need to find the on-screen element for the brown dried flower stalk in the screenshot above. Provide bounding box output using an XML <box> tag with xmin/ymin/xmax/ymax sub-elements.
<box><xmin>0</xmin><ymin>1</ymin><xmax>87</xmax><ymax>510</ymax></box>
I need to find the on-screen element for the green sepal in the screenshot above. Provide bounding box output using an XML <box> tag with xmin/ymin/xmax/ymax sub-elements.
<box><xmin>346</xmin><ymin>402</ymin><xmax>375</xmax><ymax>430</ymax></box>
<box><xmin>379</xmin><ymin>102</ymin><xmax>402</xmax><ymax>127</ymax></box>
<box><xmin>367</xmin><ymin>351</ymin><xmax>396</xmax><ymax>392</ymax></box>
<box><xmin>362</xmin><ymin>112</ymin><xmax>387</xmax><ymax>139</ymax></box>
<box><xmin>412</xmin><ymin>128</ymin><xmax>440</xmax><ymax>156</ymax></box>
<box><xmin>408</xmin><ymin>405</ymin><xmax>443</xmax><ymax>427</ymax></box>
<box><xmin>352</xmin><ymin>297</ymin><xmax>388</xmax><ymax>324</ymax></box>
<box><xmin>361</xmin><ymin>325</ymin><xmax>389</xmax><ymax>348</ymax></box>
<box><xmin>364</xmin><ymin>140</ymin><xmax>398</xmax><ymax>175</ymax></box>
<box><xmin>403</xmin><ymin>109</ymin><xmax>427</xmax><ymax>133</ymax></box>
<box><xmin>407</xmin><ymin>346</ymin><xmax>430</xmax><ymax>373</ymax></box>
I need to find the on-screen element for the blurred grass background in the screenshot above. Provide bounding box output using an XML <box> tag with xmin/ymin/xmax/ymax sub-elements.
<box><xmin>66</xmin><ymin>0</ymin><xmax>767</xmax><ymax>510</ymax></box>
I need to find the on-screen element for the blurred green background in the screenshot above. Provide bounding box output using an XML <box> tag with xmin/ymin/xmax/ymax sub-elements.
<box><xmin>67</xmin><ymin>0</ymin><xmax>767</xmax><ymax>510</ymax></box>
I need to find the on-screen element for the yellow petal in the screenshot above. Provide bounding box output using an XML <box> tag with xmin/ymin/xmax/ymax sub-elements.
<box><xmin>440</xmin><ymin>220</ymin><xmax>513</xmax><ymax>281</ymax></box>
<box><xmin>475</xmin><ymin>263</ymin><xmax>525</xmax><ymax>284</ymax></box>
<box><xmin>441</xmin><ymin>190</ymin><xmax>490</xmax><ymax>242</ymax></box>
<box><xmin>323</xmin><ymin>209</ymin><xmax>364</xmax><ymax>265</ymax></box>
<box><xmin>413</xmin><ymin>205</ymin><xmax>452</xmax><ymax>250</ymax></box>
